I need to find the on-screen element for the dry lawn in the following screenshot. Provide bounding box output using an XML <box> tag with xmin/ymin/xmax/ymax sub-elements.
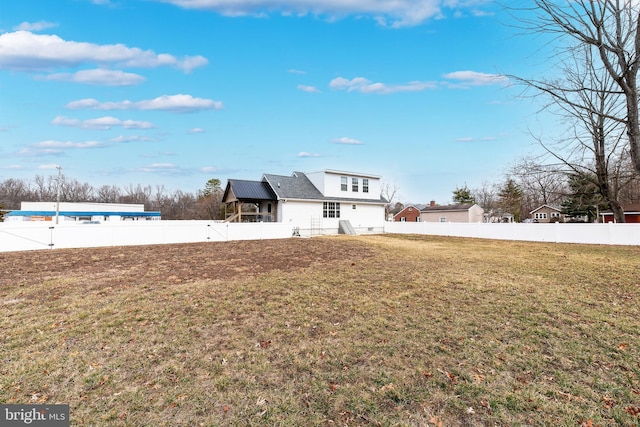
<box><xmin>1</xmin><ymin>234</ymin><xmax>640</xmax><ymax>426</ymax></box>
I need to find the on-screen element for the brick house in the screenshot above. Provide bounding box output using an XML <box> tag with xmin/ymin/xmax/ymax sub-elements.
<box><xmin>393</xmin><ymin>205</ymin><xmax>424</xmax><ymax>222</ymax></box>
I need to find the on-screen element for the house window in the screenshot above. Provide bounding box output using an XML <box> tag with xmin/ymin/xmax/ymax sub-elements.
<box><xmin>401</xmin><ymin>217</ymin><xmax>406</xmax><ymax>222</ymax></box>
<box><xmin>363</xmin><ymin>179</ymin><xmax>369</xmax><ymax>193</ymax></box>
<box><xmin>352</xmin><ymin>177</ymin><xmax>359</xmax><ymax>192</ymax></box>
<box><xmin>352</xmin><ymin>204</ymin><xmax>357</xmax><ymax>210</ymax></box>
<box><xmin>535</xmin><ymin>212</ymin><xmax>548</xmax><ymax>219</ymax></box>
<box><xmin>440</xmin><ymin>217</ymin><xmax>447</xmax><ymax>222</ymax></box>
<box><xmin>341</xmin><ymin>177</ymin><xmax>347</xmax><ymax>191</ymax></box>
<box><xmin>550</xmin><ymin>212</ymin><xmax>560</xmax><ymax>218</ymax></box>
<box><xmin>416</xmin><ymin>217</ymin><xmax>421</xmax><ymax>222</ymax></box>
<box><xmin>323</xmin><ymin>202</ymin><xmax>340</xmax><ymax>218</ymax></box>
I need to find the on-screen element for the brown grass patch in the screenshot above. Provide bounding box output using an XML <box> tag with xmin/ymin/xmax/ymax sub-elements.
<box><xmin>1</xmin><ymin>235</ymin><xmax>639</xmax><ymax>426</ymax></box>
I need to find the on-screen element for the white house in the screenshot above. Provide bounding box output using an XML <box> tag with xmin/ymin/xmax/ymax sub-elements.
<box><xmin>222</xmin><ymin>170</ymin><xmax>387</xmax><ymax>234</ymax></box>
<box><xmin>5</xmin><ymin>202</ymin><xmax>161</xmax><ymax>222</ymax></box>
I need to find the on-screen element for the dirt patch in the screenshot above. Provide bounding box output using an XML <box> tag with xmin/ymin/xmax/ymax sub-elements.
<box><xmin>0</xmin><ymin>237</ymin><xmax>371</xmax><ymax>291</ymax></box>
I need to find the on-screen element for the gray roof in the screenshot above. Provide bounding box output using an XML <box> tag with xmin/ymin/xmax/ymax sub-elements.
<box><xmin>263</xmin><ymin>172</ymin><xmax>387</xmax><ymax>204</ymax></box>
<box><xmin>262</xmin><ymin>173</ymin><xmax>324</xmax><ymax>200</ymax></box>
<box><xmin>421</xmin><ymin>203</ymin><xmax>475</xmax><ymax>212</ymax></box>
<box><xmin>224</xmin><ymin>179</ymin><xmax>276</xmax><ymax>201</ymax></box>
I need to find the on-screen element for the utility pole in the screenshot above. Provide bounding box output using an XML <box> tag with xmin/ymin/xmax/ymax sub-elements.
<box><xmin>55</xmin><ymin>166</ymin><xmax>62</xmax><ymax>224</ymax></box>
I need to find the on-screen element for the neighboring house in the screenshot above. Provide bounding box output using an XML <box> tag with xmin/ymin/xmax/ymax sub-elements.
<box><xmin>420</xmin><ymin>203</ymin><xmax>484</xmax><ymax>223</ymax></box>
<box><xmin>222</xmin><ymin>170</ymin><xmax>388</xmax><ymax>233</ymax></box>
<box><xmin>600</xmin><ymin>202</ymin><xmax>640</xmax><ymax>223</ymax></box>
<box><xmin>529</xmin><ymin>205</ymin><xmax>564</xmax><ymax>223</ymax></box>
<box><xmin>393</xmin><ymin>205</ymin><xmax>424</xmax><ymax>222</ymax></box>
<box><xmin>5</xmin><ymin>202</ymin><xmax>161</xmax><ymax>222</ymax></box>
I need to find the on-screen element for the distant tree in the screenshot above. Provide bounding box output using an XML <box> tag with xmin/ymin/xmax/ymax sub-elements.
<box><xmin>391</xmin><ymin>202</ymin><xmax>405</xmax><ymax>216</ymax></box>
<box><xmin>507</xmin><ymin>157</ymin><xmax>567</xmax><ymax>214</ymax></box>
<box><xmin>498</xmin><ymin>179</ymin><xmax>525</xmax><ymax>222</ymax></box>
<box><xmin>561</xmin><ymin>173</ymin><xmax>609</xmax><ymax>222</ymax></box>
<box><xmin>197</xmin><ymin>178</ymin><xmax>224</xmax><ymax>220</ymax></box>
<box><xmin>0</xmin><ymin>178</ymin><xmax>31</xmax><ymax>209</ymax></box>
<box><xmin>0</xmin><ymin>203</ymin><xmax>6</xmax><ymax>222</ymax></box>
<box><xmin>452</xmin><ymin>185</ymin><xmax>475</xmax><ymax>204</ymax></box>
<box><xmin>381</xmin><ymin>182</ymin><xmax>399</xmax><ymax>219</ymax></box>
<box><xmin>96</xmin><ymin>185</ymin><xmax>122</xmax><ymax>203</ymax></box>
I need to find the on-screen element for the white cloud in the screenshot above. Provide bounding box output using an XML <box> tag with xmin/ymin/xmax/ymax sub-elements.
<box><xmin>51</xmin><ymin>115</ymin><xmax>155</xmax><ymax>130</ymax></box>
<box><xmin>152</xmin><ymin>0</ymin><xmax>491</xmax><ymax>27</ymax></box>
<box><xmin>443</xmin><ymin>70</ymin><xmax>509</xmax><ymax>87</ymax></box>
<box><xmin>329</xmin><ymin>76</ymin><xmax>436</xmax><ymax>94</ymax></box>
<box><xmin>0</xmin><ymin>164</ymin><xmax>23</xmax><ymax>170</ymax></box>
<box><xmin>32</xmin><ymin>140</ymin><xmax>105</xmax><ymax>149</ymax></box>
<box><xmin>139</xmin><ymin>163</ymin><xmax>185</xmax><ymax>174</ymax></box>
<box><xmin>297</xmin><ymin>151</ymin><xmax>321</xmax><ymax>157</ymax></box>
<box><xmin>288</xmin><ymin>68</ymin><xmax>306</xmax><ymax>74</ymax></box>
<box><xmin>17</xmin><ymin>140</ymin><xmax>106</xmax><ymax>157</ymax></box>
<box><xmin>297</xmin><ymin>84</ymin><xmax>320</xmax><ymax>93</ymax></box>
<box><xmin>332</xmin><ymin>136</ymin><xmax>364</xmax><ymax>145</ymax></box>
<box><xmin>188</xmin><ymin>127</ymin><xmax>206</xmax><ymax>134</ymax></box>
<box><xmin>14</xmin><ymin>21</ymin><xmax>58</xmax><ymax>32</ymax></box>
<box><xmin>110</xmin><ymin>135</ymin><xmax>155</xmax><ymax>142</ymax></box>
<box><xmin>41</xmin><ymin>68</ymin><xmax>146</xmax><ymax>86</ymax></box>
<box><xmin>38</xmin><ymin>163</ymin><xmax>62</xmax><ymax>169</ymax></box>
<box><xmin>0</xmin><ymin>31</ymin><xmax>208</xmax><ymax>73</ymax></box>
<box><xmin>66</xmin><ymin>94</ymin><xmax>223</xmax><ymax>113</ymax></box>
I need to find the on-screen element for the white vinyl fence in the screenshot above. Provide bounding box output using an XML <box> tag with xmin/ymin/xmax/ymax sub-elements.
<box><xmin>0</xmin><ymin>221</ymin><xmax>296</xmax><ymax>253</ymax></box>
<box><xmin>2</xmin><ymin>220</ymin><xmax>640</xmax><ymax>253</ymax></box>
<box><xmin>383</xmin><ymin>221</ymin><xmax>640</xmax><ymax>246</ymax></box>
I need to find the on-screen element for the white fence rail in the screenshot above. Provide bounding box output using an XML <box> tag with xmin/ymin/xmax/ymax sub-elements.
<box><xmin>0</xmin><ymin>221</ymin><xmax>296</xmax><ymax>253</ymax></box>
<box><xmin>383</xmin><ymin>221</ymin><xmax>640</xmax><ymax>246</ymax></box>
<box><xmin>1</xmin><ymin>220</ymin><xmax>640</xmax><ymax>253</ymax></box>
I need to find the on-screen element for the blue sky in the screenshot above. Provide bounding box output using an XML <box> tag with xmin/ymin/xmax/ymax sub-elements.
<box><xmin>0</xmin><ymin>0</ymin><xmax>551</xmax><ymax>204</ymax></box>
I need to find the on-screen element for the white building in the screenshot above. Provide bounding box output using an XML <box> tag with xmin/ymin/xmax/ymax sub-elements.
<box><xmin>5</xmin><ymin>202</ymin><xmax>161</xmax><ymax>222</ymax></box>
<box><xmin>222</xmin><ymin>170</ymin><xmax>387</xmax><ymax>234</ymax></box>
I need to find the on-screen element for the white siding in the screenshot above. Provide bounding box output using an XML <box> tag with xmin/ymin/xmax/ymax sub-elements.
<box><xmin>306</xmin><ymin>170</ymin><xmax>381</xmax><ymax>200</ymax></box>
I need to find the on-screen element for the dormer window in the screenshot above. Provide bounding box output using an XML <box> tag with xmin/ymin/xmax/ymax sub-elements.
<box><xmin>341</xmin><ymin>176</ymin><xmax>347</xmax><ymax>191</ymax></box>
<box><xmin>352</xmin><ymin>177</ymin><xmax>359</xmax><ymax>192</ymax></box>
<box><xmin>363</xmin><ymin>178</ymin><xmax>369</xmax><ymax>193</ymax></box>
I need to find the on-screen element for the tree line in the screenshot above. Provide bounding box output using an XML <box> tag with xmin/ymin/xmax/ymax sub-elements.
<box><xmin>0</xmin><ymin>176</ymin><xmax>225</xmax><ymax>221</ymax></box>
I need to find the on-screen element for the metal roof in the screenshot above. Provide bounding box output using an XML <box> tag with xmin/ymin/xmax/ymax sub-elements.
<box><xmin>224</xmin><ymin>179</ymin><xmax>277</xmax><ymax>201</ymax></box>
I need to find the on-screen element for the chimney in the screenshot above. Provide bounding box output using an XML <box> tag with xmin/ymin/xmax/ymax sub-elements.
<box><xmin>430</xmin><ymin>200</ymin><xmax>436</xmax><ymax>207</ymax></box>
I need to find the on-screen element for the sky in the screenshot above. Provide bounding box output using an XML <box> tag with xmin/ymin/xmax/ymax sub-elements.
<box><xmin>0</xmin><ymin>0</ymin><xmax>554</xmax><ymax>204</ymax></box>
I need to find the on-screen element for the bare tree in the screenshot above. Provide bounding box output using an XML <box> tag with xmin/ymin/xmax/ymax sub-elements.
<box><xmin>96</xmin><ymin>185</ymin><xmax>122</xmax><ymax>203</ymax></box>
<box><xmin>508</xmin><ymin>157</ymin><xmax>567</xmax><ymax>214</ymax></box>
<box><xmin>33</xmin><ymin>174</ymin><xmax>57</xmax><ymax>201</ymax></box>
<box><xmin>381</xmin><ymin>182</ymin><xmax>399</xmax><ymax>219</ymax></box>
<box><xmin>515</xmin><ymin>0</ymin><xmax>640</xmax><ymax>175</ymax></box>
<box><xmin>0</xmin><ymin>178</ymin><xmax>31</xmax><ymax>209</ymax></box>
<box><xmin>514</xmin><ymin>39</ymin><xmax>631</xmax><ymax>221</ymax></box>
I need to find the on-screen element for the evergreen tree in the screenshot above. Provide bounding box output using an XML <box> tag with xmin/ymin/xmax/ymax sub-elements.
<box><xmin>498</xmin><ymin>179</ymin><xmax>524</xmax><ymax>222</ymax></box>
<box><xmin>561</xmin><ymin>174</ymin><xmax>608</xmax><ymax>222</ymax></box>
<box><xmin>452</xmin><ymin>185</ymin><xmax>475</xmax><ymax>204</ymax></box>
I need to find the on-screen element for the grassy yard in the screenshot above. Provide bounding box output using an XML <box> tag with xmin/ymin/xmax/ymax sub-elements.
<box><xmin>1</xmin><ymin>234</ymin><xmax>640</xmax><ymax>426</ymax></box>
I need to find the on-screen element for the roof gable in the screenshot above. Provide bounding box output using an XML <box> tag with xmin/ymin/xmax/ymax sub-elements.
<box><xmin>223</xmin><ymin>179</ymin><xmax>276</xmax><ymax>202</ymax></box>
<box><xmin>529</xmin><ymin>204</ymin><xmax>562</xmax><ymax>214</ymax></box>
<box><xmin>262</xmin><ymin>173</ymin><xmax>324</xmax><ymax>200</ymax></box>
